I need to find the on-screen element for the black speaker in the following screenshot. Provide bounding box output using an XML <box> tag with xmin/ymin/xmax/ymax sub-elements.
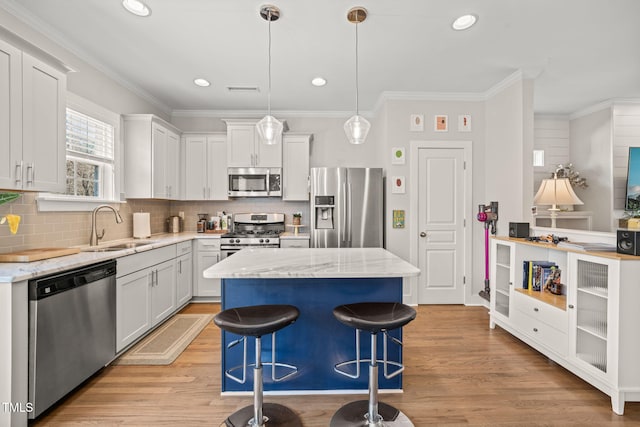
<box><xmin>617</xmin><ymin>229</ymin><xmax>640</xmax><ymax>255</ymax></box>
<box><xmin>509</xmin><ymin>222</ymin><xmax>530</xmax><ymax>238</ymax></box>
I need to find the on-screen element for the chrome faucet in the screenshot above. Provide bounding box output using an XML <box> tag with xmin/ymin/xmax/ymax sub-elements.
<box><xmin>90</xmin><ymin>204</ymin><xmax>124</xmax><ymax>246</ymax></box>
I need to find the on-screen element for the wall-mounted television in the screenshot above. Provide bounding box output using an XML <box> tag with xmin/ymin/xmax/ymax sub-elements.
<box><xmin>625</xmin><ymin>147</ymin><xmax>640</xmax><ymax>211</ymax></box>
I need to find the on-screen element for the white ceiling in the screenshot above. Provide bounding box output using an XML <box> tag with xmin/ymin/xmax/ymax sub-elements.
<box><xmin>2</xmin><ymin>0</ymin><xmax>640</xmax><ymax>116</ymax></box>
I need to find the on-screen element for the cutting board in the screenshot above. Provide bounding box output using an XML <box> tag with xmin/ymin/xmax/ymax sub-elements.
<box><xmin>0</xmin><ymin>247</ymin><xmax>81</xmax><ymax>262</ymax></box>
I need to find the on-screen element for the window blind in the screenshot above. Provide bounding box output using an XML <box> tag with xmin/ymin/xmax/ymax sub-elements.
<box><xmin>66</xmin><ymin>108</ymin><xmax>114</xmax><ymax>160</ymax></box>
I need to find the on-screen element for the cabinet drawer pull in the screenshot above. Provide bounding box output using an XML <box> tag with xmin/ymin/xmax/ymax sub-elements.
<box><xmin>15</xmin><ymin>161</ymin><xmax>22</xmax><ymax>185</ymax></box>
<box><xmin>533</xmin><ymin>307</ymin><xmax>539</xmax><ymax>312</ymax></box>
<box><xmin>533</xmin><ymin>327</ymin><xmax>538</xmax><ymax>332</ymax></box>
<box><xmin>568</xmin><ymin>304</ymin><xmax>575</xmax><ymax>309</ymax></box>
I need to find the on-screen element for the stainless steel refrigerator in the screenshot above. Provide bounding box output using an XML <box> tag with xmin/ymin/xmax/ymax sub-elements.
<box><xmin>310</xmin><ymin>167</ymin><xmax>383</xmax><ymax>248</ymax></box>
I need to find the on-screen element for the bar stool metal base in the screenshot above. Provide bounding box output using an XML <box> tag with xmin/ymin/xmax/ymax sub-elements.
<box><xmin>225</xmin><ymin>402</ymin><xmax>303</xmax><ymax>427</ymax></box>
<box><xmin>330</xmin><ymin>401</ymin><xmax>414</xmax><ymax>427</ymax></box>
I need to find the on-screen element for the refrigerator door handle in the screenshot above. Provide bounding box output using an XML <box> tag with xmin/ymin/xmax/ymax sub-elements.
<box><xmin>341</xmin><ymin>182</ymin><xmax>347</xmax><ymax>243</ymax></box>
<box><xmin>346</xmin><ymin>182</ymin><xmax>352</xmax><ymax>244</ymax></box>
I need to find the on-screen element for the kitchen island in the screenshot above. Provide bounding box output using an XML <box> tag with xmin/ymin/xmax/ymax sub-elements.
<box><xmin>203</xmin><ymin>247</ymin><xmax>420</xmax><ymax>394</ymax></box>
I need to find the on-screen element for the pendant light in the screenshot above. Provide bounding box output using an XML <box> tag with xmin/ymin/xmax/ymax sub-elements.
<box><xmin>344</xmin><ymin>7</ymin><xmax>370</xmax><ymax>145</ymax></box>
<box><xmin>256</xmin><ymin>5</ymin><xmax>283</xmax><ymax>145</ymax></box>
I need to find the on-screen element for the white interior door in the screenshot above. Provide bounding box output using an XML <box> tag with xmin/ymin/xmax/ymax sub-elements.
<box><xmin>418</xmin><ymin>147</ymin><xmax>466</xmax><ymax>304</ymax></box>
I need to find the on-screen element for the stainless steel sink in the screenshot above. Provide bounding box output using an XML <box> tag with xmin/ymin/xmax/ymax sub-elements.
<box><xmin>81</xmin><ymin>240</ymin><xmax>158</xmax><ymax>252</ymax></box>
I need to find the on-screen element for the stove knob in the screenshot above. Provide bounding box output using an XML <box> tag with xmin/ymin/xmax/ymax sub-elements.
<box><xmin>235</xmin><ymin>239</ymin><xmax>240</xmax><ymax>244</ymax></box>
<box><xmin>259</xmin><ymin>238</ymin><xmax>264</xmax><ymax>243</ymax></box>
<box><xmin>265</xmin><ymin>238</ymin><xmax>270</xmax><ymax>243</ymax></box>
<box><xmin>228</xmin><ymin>239</ymin><xmax>234</xmax><ymax>244</ymax></box>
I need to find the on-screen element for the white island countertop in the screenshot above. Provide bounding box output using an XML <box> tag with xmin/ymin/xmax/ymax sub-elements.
<box><xmin>203</xmin><ymin>247</ymin><xmax>420</xmax><ymax>279</ymax></box>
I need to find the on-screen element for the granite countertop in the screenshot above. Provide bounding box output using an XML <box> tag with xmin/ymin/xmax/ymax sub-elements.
<box><xmin>203</xmin><ymin>247</ymin><xmax>420</xmax><ymax>279</ymax></box>
<box><xmin>0</xmin><ymin>232</ymin><xmax>220</xmax><ymax>283</ymax></box>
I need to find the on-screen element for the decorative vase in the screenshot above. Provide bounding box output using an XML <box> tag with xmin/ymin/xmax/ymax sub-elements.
<box><xmin>293</xmin><ymin>216</ymin><xmax>301</xmax><ymax>225</ymax></box>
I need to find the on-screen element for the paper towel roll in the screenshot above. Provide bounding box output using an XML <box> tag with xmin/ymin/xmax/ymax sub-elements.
<box><xmin>133</xmin><ymin>212</ymin><xmax>151</xmax><ymax>238</ymax></box>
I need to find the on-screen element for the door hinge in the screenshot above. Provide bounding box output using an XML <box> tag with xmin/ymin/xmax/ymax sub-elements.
<box><xmin>464</xmin><ymin>219</ymin><xmax>466</xmax><ymax>227</ymax></box>
<box><xmin>463</xmin><ymin>276</ymin><xmax>466</xmax><ymax>285</ymax></box>
<box><xmin>463</xmin><ymin>161</ymin><xmax>466</xmax><ymax>170</ymax></box>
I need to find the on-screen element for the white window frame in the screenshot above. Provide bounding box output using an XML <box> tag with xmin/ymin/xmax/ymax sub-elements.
<box><xmin>37</xmin><ymin>92</ymin><xmax>125</xmax><ymax>212</ymax></box>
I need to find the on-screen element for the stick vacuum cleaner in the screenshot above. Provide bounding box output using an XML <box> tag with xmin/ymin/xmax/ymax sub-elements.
<box><xmin>477</xmin><ymin>202</ymin><xmax>498</xmax><ymax>301</ymax></box>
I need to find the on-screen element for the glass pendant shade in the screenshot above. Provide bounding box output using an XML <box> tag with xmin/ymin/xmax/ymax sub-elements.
<box><xmin>344</xmin><ymin>114</ymin><xmax>371</xmax><ymax>145</ymax></box>
<box><xmin>256</xmin><ymin>114</ymin><xmax>283</xmax><ymax>145</ymax></box>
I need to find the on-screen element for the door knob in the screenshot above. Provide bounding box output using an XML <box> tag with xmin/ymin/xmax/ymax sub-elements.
<box><xmin>420</xmin><ymin>232</ymin><xmax>427</xmax><ymax>237</ymax></box>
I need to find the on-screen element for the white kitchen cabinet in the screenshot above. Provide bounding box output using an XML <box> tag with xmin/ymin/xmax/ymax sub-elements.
<box><xmin>150</xmin><ymin>259</ymin><xmax>177</xmax><ymax>327</ymax></box>
<box><xmin>279</xmin><ymin>238</ymin><xmax>310</xmax><ymax>248</ymax></box>
<box><xmin>490</xmin><ymin>237</ymin><xmax>640</xmax><ymax>415</ymax></box>
<box><xmin>0</xmin><ymin>38</ymin><xmax>66</xmax><ymax>192</ymax></box>
<box><xmin>176</xmin><ymin>241</ymin><xmax>193</xmax><ymax>307</ymax></box>
<box><xmin>183</xmin><ymin>133</ymin><xmax>228</xmax><ymax>200</ymax></box>
<box><xmin>116</xmin><ymin>245</ymin><xmax>177</xmax><ymax>352</ymax></box>
<box><xmin>224</xmin><ymin>119</ymin><xmax>282</xmax><ymax>168</ymax></box>
<box><xmin>282</xmin><ymin>133</ymin><xmax>311</xmax><ymax>201</ymax></box>
<box><xmin>123</xmin><ymin>115</ymin><xmax>181</xmax><ymax>199</ymax></box>
<box><xmin>194</xmin><ymin>238</ymin><xmax>221</xmax><ymax>299</ymax></box>
<box><xmin>116</xmin><ymin>267</ymin><xmax>152</xmax><ymax>351</ymax></box>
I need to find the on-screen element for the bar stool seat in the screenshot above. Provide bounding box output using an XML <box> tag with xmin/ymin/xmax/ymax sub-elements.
<box><xmin>214</xmin><ymin>304</ymin><xmax>300</xmax><ymax>336</ymax></box>
<box><xmin>214</xmin><ymin>304</ymin><xmax>301</xmax><ymax>427</ymax></box>
<box><xmin>331</xmin><ymin>302</ymin><xmax>416</xmax><ymax>427</ymax></box>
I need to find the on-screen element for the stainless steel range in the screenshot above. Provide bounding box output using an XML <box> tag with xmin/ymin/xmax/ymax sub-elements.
<box><xmin>221</xmin><ymin>213</ymin><xmax>285</xmax><ymax>259</ymax></box>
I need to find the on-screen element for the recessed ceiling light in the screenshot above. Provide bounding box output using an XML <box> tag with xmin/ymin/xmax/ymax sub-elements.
<box><xmin>452</xmin><ymin>14</ymin><xmax>477</xmax><ymax>31</ymax></box>
<box><xmin>311</xmin><ymin>77</ymin><xmax>327</xmax><ymax>87</ymax></box>
<box><xmin>122</xmin><ymin>0</ymin><xmax>151</xmax><ymax>17</ymax></box>
<box><xmin>194</xmin><ymin>78</ymin><xmax>211</xmax><ymax>87</ymax></box>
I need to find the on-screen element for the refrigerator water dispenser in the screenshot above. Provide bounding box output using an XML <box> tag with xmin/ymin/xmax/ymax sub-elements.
<box><xmin>314</xmin><ymin>196</ymin><xmax>334</xmax><ymax>229</ymax></box>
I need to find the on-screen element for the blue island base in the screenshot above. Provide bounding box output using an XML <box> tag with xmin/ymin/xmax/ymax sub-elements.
<box><xmin>221</xmin><ymin>277</ymin><xmax>404</xmax><ymax>393</ymax></box>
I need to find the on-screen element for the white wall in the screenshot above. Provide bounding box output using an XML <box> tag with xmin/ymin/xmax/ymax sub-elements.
<box><xmin>570</xmin><ymin>107</ymin><xmax>612</xmax><ymax>231</ymax></box>
<box><xmin>533</xmin><ymin>116</ymin><xmax>571</xmax><ymax>191</ymax></box>
<box><xmin>485</xmin><ymin>78</ymin><xmax>535</xmax><ymax>233</ymax></box>
<box><xmin>612</xmin><ymin>103</ymin><xmax>640</xmax><ymax>213</ymax></box>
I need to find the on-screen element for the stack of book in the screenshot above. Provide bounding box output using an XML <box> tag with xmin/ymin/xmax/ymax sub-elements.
<box><xmin>522</xmin><ymin>260</ymin><xmax>561</xmax><ymax>292</ymax></box>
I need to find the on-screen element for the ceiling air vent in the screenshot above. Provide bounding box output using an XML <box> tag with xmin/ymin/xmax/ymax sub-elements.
<box><xmin>226</xmin><ymin>86</ymin><xmax>260</xmax><ymax>92</ymax></box>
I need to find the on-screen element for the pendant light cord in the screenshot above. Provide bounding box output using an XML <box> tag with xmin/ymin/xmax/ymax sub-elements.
<box><xmin>267</xmin><ymin>9</ymin><xmax>273</xmax><ymax>116</ymax></box>
<box><xmin>355</xmin><ymin>11</ymin><xmax>360</xmax><ymax>116</ymax></box>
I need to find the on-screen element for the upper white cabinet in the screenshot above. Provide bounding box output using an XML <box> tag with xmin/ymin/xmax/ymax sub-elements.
<box><xmin>282</xmin><ymin>133</ymin><xmax>311</xmax><ymax>201</ymax></box>
<box><xmin>224</xmin><ymin>119</ymin><xmax>282</xmax><ymax>168</ymax></box>
<box><xmin>123</xmin><ymin>115</ymin><xmax>181</xmax><ymax>199</ymax></box>
<box><xmin>0</xmin><ymin>38</ymin><xmax>66</xmax><ymax>192</ymax></box>
<box><xmin>182</xmin><ymin>133</ymin><xmax>228</xmax><ymax>200</ymax></box>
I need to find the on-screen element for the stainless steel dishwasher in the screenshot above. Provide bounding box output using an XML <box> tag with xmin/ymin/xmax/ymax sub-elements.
<box><xmin>28</xmin><ymin>260</ymin><xmax>117</xmax><ymax>419</ymax></box>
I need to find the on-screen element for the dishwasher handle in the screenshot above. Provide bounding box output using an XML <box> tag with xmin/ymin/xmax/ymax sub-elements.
<box><xmin>29</xmin><ymin>260</ymin><xmax>116</xmax><ymax>300</ymax></box>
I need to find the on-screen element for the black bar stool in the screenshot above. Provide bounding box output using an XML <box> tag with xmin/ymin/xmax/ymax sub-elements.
<box><xmin>331</xmin><ymin>302</ymin><xmax>417</xmax><ymax>427</ymax></box>
<box><xmin>214</xmin><ymin>304</ymin><xmax>302</xmax><ymax>427</ymax></box>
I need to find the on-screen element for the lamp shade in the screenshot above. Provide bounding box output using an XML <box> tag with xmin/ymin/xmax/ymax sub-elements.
<box><xmin>533</xmin><ymin>177</ymin><xmax>584</xmax><ymax>207</ymax></box>
<box><xmin>344</xmin><ymin>114</ymin><xmax>371</xmax><ymax>145</ymax></box>
<box><xmin>256</xmin><ymin>115</ymin><xmax>283</xmax><ymax>145</ymax></box>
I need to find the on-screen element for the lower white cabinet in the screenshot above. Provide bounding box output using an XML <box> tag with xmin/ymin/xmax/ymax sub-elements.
<box><xmin>490</xmin><ymin>237</ymin><xmax>640</xmax><ymax>415</ymax></box>
<box><xmin>194</xmin><ymin>239</ymin><xmax>221</xmax><ymax>299</ymax></box>
<box><xmin>176</xmin><ymin>241</ymin><xmax>193</xmax><ymax>307</ymax></box>
<box><xmin>280</xmin><ymin>238</ymin><xmax>310</xmax><ymax>248</ymax></box>
<box><xmin>116</xmin><ymin>245</ymin><xmax>178</xmax><ymax>352</ymax></box>
<box><xmin>150</xmin><ymin>259</ymin><xmax>177</xmax><ymax>326</ymax></box>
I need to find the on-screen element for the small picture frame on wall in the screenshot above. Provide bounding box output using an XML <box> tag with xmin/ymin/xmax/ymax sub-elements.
<box><xmin>435</xmin><ymin>115</ymin><xmax>448</xmax><ymax>132</ymax></box>
<box><xmin>392</xmin><ymin>210</ymin><xmax>405</xmax><ymax>229</ymax></box>
<box><xmin>410</xmin><ymin>114</ymin><xmax>424</xmax><ymax>131</ymax></box>
<box><xmin>392</xmin><ymin>176</ymin><xmax>405</xmax><ymax>194</ymax></box>
<box><xmin>458</xmin><ymin>115</ymin><xmax>472</xmax><ymax>132</ymax></box>
<box><xmin>392</xmin><ymin>147</ymin><xmax>405</xmax><ymax>165</ymax></box>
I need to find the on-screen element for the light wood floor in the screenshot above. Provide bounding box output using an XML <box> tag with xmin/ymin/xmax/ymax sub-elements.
<box><xmin>33</xmin><ymin>304</ymin><xmax>640</xmax><ymax>426</ymax></box>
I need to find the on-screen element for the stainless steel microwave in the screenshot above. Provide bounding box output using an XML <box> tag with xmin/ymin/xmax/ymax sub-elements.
<box><xmin>228</xmin><ymin>167</ymin><xmax>282</xmax><ymax>197</ymax></box>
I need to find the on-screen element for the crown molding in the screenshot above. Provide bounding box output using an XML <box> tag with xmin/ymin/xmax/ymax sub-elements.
<box><xmin>569</xmin><ymin>100</ymin><xmax>613</xmax><ymax>121</ymax></box>
<box><xmin>172</xmin><ymin>109</ymin><xmax>358</xmax><ymax>119</ymax></box>
<box><xmin>483</xmin><ymin>69</ymin><xmax>524</xmax><ymax>100</ymax></box>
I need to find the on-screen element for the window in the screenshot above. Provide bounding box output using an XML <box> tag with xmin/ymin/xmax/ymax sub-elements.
<box><xmin>65</xmin><ymin>108</ymin><xmax>115</xmax><ymax>199</ymax></box>
<box><xmin>37</xmin><ymin>93</ymin><xmax>122</xmax><ymax>212</ymax></box>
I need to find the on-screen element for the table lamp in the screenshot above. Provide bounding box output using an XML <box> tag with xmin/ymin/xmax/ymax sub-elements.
<box><xmin>533</xmin><ymin>173</ymin><xmax>584</xmax><ymax>228</ymax></box>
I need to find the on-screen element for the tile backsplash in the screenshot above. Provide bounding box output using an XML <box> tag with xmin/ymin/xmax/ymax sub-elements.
<box><xmin>0</xmin><ymin>193</ymin><xmax>309</xmax><ymax>254</ymax></box>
